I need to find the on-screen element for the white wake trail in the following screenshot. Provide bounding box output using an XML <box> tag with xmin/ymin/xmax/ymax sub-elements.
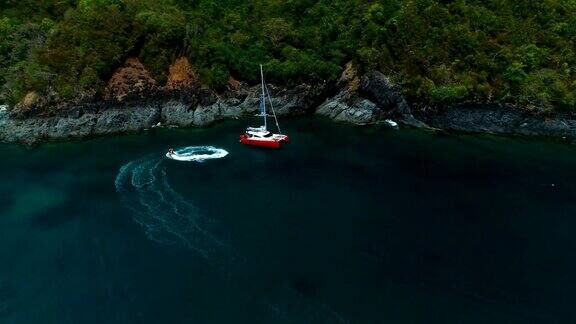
<box><xmin>115</xmin><ymin>154</ymin><xmax>235</xmax><ymax>268</ymax></box>
<box><xmin>115</xmin><ymin>151</ymin><xmax>348</xmax><ymax>322</ymax></box>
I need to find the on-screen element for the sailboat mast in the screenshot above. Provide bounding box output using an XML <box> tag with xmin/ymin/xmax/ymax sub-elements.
<box><xmin>260</xmin><ymin>64</ymin><xmax>267</xmax><ymax>130</ymax></box>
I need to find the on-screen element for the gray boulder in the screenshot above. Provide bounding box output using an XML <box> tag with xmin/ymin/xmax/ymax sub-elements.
<box><xmin>193</xmin><ymin>103</ymin><xmax>222</xmax><ymax>126</ymax></box>
<box><xmin>317</xmin><ymin>94</ymin><xmax>381</xmax><ymax>124</ymax></box>
<box><xmin>268</xmin><ymin>84</ymin><xmax>321</xmax><ymax>116</ymax></box>
<box><xmin>161</xmin><ymin>101</ymin><xmax>195</xmax><ymax>127</ymax></box>
<box><xmin>360</xmin><ymin>71</ymin><xmax>411</xmax><ymax>116</ymax></box>
<box><xmin>315</xmin><ymin>63</ymin><xmax>419</xmax><ymax>126</ymax></box>
<box><xmin>94</xmin><ymin>105</ymin><xmax>160</xmax><ymax>135</ymax></box>
<box><xmin>0</xmin><ymin>118</ymin><xmax>50</xmax><ymax>145</ymax></box>
<box><xmin>46</xmin><ymin>114</ymin><xmax>96</xmax><ymax>139</ymax></box>
<box><xmin>220</xmin><ymin>97</ymin><xmax>250</xmax><ymax>118</ymax></box>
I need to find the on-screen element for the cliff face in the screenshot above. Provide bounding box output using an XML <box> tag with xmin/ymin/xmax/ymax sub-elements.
<box><xmin>103</xmin><ymin>57</ymin><xmax>158</xmax><ymax>102</ymax></box>
<box><xmin>422</xmin><ymin>105</ymin><xmax>576</xmax><ymax>139</ymax></box>
<box><xmin>0</xmin><ymin>58</ymin><xmax>417</xmax><ymax>145</ymax></box>
<box><xmin>316</xmin><ymin>63</ymin><xmax>424</xmax><ymax>127</ymax></box>
<box><xmin>10</xmin><ymin>92</ymin><xmax>42</xmax><ymax>117</ymax></box>
<box><xmin>5</xmin><ymin>57</ymin><xmax>576</xmax><ymax>146</ymax></box>
<box><xmin>164</xmin><ymin>57</ymin><xmax>198</xmax><ymax>91</ymax></box>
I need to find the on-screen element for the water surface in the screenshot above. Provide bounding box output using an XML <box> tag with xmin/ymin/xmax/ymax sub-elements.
<box><xmin>1</xmin><ymin>118</ymin><xmax>576</xmax><ymax>323</ymax></box>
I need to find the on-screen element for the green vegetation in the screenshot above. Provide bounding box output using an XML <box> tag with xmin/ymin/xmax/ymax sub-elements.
<box><xmin>1</xmin><ymin>0</ymin><xmax>575</xmax><ymax>110</ymax></box>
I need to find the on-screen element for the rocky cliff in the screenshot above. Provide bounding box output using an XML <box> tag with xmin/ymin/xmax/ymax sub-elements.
<box><xmin>3</xmin><ymin>57</ymin><xmax>576</xmax><ymax>146</ymax></box>
<box><xmin>422</xmin><ymin>105</ymin><xmax>576</xmax><ymax>139</ymax></box>
<box><xmin>0</xmin><ymin>58</ymin><xmax>417</xmax><ymax>145</ymax></box>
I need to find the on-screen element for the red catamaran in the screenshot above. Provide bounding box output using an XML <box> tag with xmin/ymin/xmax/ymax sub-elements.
<box><xmin>240</xmin><ymin>65</ymin><xmax>289</xmax><ymax>149</ymax></box>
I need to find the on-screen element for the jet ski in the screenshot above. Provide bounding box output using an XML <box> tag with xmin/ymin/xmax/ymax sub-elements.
<box><xmin>165</xmin><ymin>146</ymin><xmax>229</xmax><ymax>162</ymax></box>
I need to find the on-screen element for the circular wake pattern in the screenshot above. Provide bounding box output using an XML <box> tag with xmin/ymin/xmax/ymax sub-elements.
<box><xmin>166</xmin><ymin>146</ymin><xmax>229</xmax><ymax>162</ymax></box>
<box><xmin>114</xmin><ymin>153</ymin><xmax>347</xmax><ymax>322</ymax></box>
<box><xmin>115</xmin><ymin>155</ymin><xmax>236</xmax><ymax>269</ymax></box>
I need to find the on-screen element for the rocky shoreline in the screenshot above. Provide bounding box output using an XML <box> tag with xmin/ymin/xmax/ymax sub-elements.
<box><xmin>2</xmin><ymin>58</ymin><xmax>576</xmax><ymax>145</ymax></box>
<box><xmin>5</xmin><ymin>100</ymin><xmax>576</xmax><ymax>146</ymax></box>
<box><xmin>422</xmin><ymin>105</ymin><xmax>576</xmax><ymax>140</ymax></box>
<box><xmin>0</xmin><ymin>60</ymin><xmax>420</xmax><ymax>145</ymax></box>
<box><xmin>0</xmin><ymin>84</ymin><xmax>326</xmax><ymax>145</ymax></box>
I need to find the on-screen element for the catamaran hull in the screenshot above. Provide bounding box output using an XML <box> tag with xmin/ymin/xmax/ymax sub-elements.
<box><xmin>240</xmin><ymin>134</ymin><xmax>289</xmax><ymax>149</ymax></box>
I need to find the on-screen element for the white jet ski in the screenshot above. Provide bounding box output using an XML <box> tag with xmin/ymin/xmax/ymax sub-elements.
<box><xmin>165</xmin><ymin>146</ymin><xmax>229</xmax><ymax>162</ymax></box>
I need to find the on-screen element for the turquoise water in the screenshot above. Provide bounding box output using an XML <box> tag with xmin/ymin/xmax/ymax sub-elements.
<box><xmin>1</xmin><ymin>118</ymin><xmax>576</xmax><ymax>323</ymax></box>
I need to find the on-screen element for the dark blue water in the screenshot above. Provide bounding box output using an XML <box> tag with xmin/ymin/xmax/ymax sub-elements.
<box><xmin>1</xmin><ymin>118</ymin><xmax>576</xmax><ymax>323</ymax></box>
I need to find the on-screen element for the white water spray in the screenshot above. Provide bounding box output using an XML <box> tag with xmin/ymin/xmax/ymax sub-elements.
<box><xmin>165</xmin><ymin>146</ymin><xmax>229</xmax><ymax>162</ymax></box>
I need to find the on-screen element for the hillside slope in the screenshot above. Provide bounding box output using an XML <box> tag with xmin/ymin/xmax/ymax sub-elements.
<box><xmin>1</xmin><ymin>0</ymin><xmax>575</xmax><ymax>112</ymax></box>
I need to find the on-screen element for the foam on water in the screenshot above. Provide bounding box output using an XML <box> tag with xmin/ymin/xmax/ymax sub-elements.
<box><xmin>166</xmin><ymin>146</ymin><xmax>229</xmax><ymax>162</ymax></box>
<box><xmin>114</xmin><ymin>151</ymin><xmax>348</xmax><ymax>322</ymax></box>
<box><xmin>115</xmin><ymin>154</ymin><xmax>235</xmax><ymax>268</ymax></box>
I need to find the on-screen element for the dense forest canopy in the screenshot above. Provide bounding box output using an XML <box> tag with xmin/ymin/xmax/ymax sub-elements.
<box><xmin>0</xmin><ymin>0</ymin><xmax>575</xmax><ymax>110</ymax></box>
